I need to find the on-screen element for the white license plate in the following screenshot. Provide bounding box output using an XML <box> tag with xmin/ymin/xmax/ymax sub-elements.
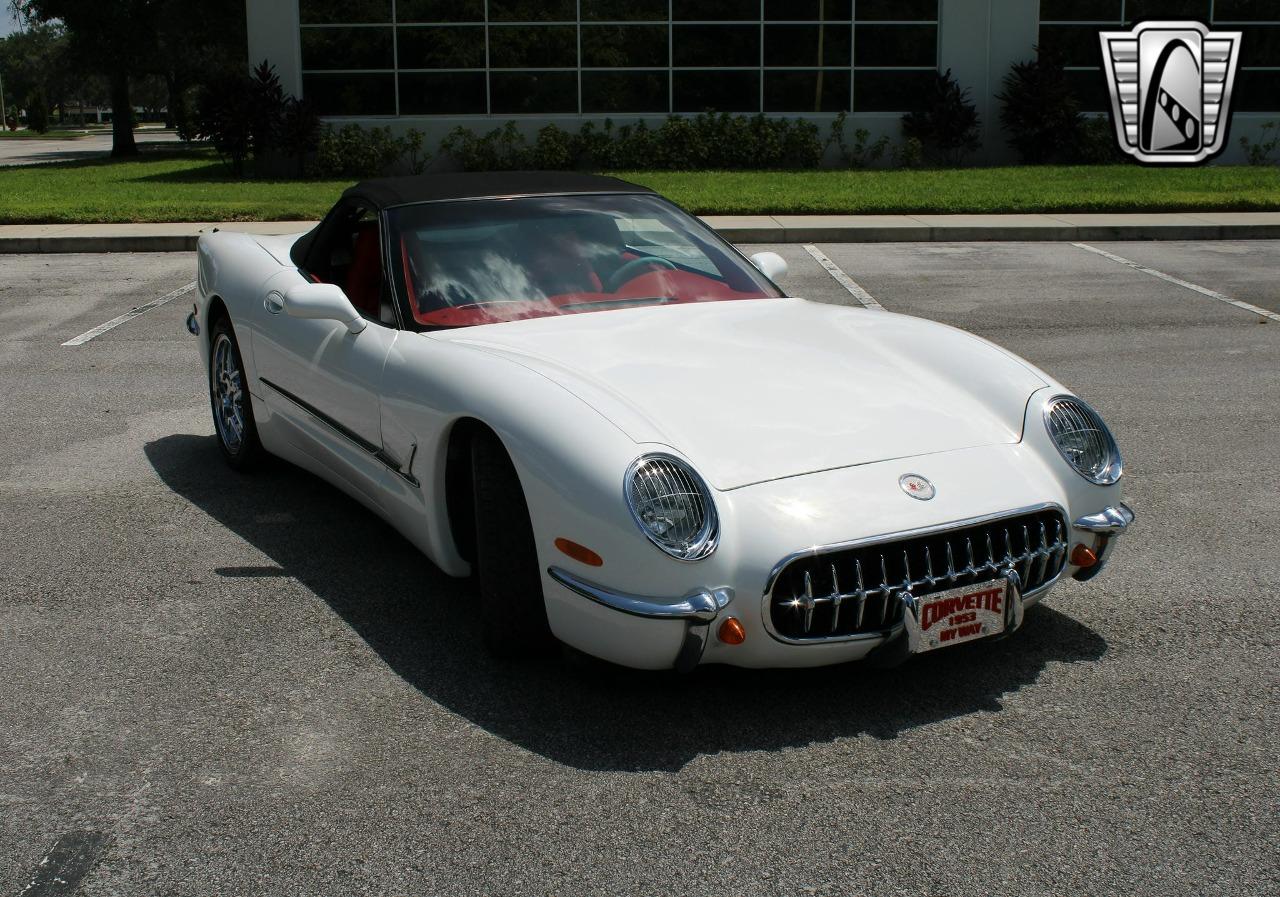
<box><xmin>916</xmin><ymin>578</ymin><xmax>1007</xmax><ymax>652</ymax></box>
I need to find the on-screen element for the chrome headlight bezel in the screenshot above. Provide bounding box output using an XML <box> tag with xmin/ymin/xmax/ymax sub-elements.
<box><xmin>1043</xmin><ymin>395</ymin><xmax>1124</xmax><ymax>485</ymax></box>
<box><xmin>624</xmin><ymin>453</ymin><xmax>719</xmax><ymax>561</ymax></box>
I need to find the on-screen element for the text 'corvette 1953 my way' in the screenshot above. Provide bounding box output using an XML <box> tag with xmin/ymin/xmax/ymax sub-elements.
<box><xmin>188</xmin><ymin>172</ymin><xmax>1133</xmax><ymax>671</ymax></box>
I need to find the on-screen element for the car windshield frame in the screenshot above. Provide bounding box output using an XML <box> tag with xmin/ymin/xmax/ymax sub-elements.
<box><xmin>384</xmin><ymin>192</ymin><xmax>785</xmax><ymax>331</ymax></box>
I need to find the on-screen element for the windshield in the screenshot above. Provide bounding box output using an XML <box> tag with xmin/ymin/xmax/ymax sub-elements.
<box><xmin>388</xmin><ymin>193</ymin><xmax>783</xmax><ymax>328</ymax></box>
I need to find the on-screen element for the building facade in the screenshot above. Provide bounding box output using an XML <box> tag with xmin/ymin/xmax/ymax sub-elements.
<box><xmin>247</xmin><ymin>0</ymin><xmax>1279</xmax><ymax>163</ymax></box>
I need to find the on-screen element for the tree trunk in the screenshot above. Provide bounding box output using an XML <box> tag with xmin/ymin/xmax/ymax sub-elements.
<box><xmin>110</xmin><ymin>70</ymin><xmax>138</xmax><ymax>157</ymax></box>
<box><xmin>164</xmin><ymin>72</ymin><xmax>179</xmax><ymax>130</ymax></box>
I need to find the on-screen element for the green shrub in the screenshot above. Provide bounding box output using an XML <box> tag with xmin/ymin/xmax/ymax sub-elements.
<box><xmin>1240</xmin><ymin>121</ymin><xmax>1279</xmax><ymax>166</ymax></box>
<box><xmin>193</xmin><ymin>71</ymin><xmax>255</xmax><ymax>175</ymax></box>
<box><xmin>892</xmin><ymin>136</ymin><xmax>926</xmax><ymax>168</ymax></box>
<box><xmin>193</xmin><ymin>60</ymin><xmax>319</xmax><ymax>177</ymax></box>
<box><xmin>314</xmin><ymin>124</ymin><xmax>416</xmax><ymax>178</ymax></box>
<box><xmin>826</xmin><ymin>113</ymin><xmax>891</xmax><ymax>168</ymax></box>
<box><xmin>1073</xmin><ymin>116</ymin><xmax>1127</xmax><ymax>165</ymax></box>
<box><xmin>998</xmin><ymin>50</ymin><xmax>1082</xmax><ymax>164</ymax></box>
<box><xmin>439</xmin><ymin>112</ymin><xmax>825</xmax><ymax>172</ymax></box>
<box><xmin>902</xmin><ymin>68</ymin><xmax>982</xmax><ymax>166</ymax></box>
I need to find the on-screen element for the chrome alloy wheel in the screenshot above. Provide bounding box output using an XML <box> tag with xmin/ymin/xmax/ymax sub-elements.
<box><xmin>211</xmin><ymin>332</ymin><xmax>246</xmax><ymax>454</ymax></box>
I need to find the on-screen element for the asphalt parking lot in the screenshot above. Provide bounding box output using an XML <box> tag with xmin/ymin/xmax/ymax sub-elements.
<box><xmin>1</xmin><ymin>240</ymin><xmax>1277</xmax><ymax>896</ymax></box>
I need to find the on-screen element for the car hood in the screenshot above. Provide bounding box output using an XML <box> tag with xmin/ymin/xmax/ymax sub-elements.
<box><xmin>433</xmin><ymin>298</ymin><xmax>1047</xmax><ymax>490</ymax></box>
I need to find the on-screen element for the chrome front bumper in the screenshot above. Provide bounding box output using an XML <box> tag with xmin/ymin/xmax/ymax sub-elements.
<box><xmin>548</xmin><ymin>566</ymin><xmax>733</xmax><ymax>672</ymax></box>
<box><xmin>1071</xmin><ymin>502</ymin><xmax>1135</xmax><ymax>581</ymax></box>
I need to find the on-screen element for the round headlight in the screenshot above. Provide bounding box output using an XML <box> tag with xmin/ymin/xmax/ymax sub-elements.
<box><xmin>625</xmin><ymin>454</ymin><xmax>719</xmax><ymax>560</ymax></box>
<box><xmin>1044</xmin><ymin>395</ymin><xmax>1123</xmax><ymax>485</ymax></box>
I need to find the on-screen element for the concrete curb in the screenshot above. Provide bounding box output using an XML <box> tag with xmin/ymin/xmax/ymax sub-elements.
<box><xmin>2</xmin><ymin>214</ymin><xmax>1280</xmax><ymax>253</ymax></box>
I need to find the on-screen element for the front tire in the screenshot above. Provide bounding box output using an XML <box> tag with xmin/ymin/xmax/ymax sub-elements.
<box><xmin>471</xmin><ymin>432</ymin><xmax>553</xmax><ymax>657</ymax></box>
<box><xmin>209</xmin><ymin>317</ymin><xmax>264</xmax><ymax>471</ymax></box>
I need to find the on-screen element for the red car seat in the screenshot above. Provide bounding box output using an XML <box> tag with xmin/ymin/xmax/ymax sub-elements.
<box><xmin>345</xmin><ymin>223</ymin><xmax>383</xmax><ymax>317</ymax></box>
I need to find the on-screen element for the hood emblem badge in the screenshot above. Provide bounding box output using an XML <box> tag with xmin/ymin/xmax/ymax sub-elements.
<box><xmin>899</xmin><ymin>474</ymin><xmax>936</xmax><ymax>501</ymax></box>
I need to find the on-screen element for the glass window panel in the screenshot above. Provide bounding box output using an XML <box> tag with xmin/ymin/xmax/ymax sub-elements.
<box><xmin>301</xmin><ymin>27</ymin><xmax>394</xmax><ymax>71</ymax></box>
<box><xmin>396</xmin><ymin>0</ymin><xmax>484</xmax><ymax>23</ymax></box>
<box><xmin>1233</xmin><ymin>69</ymin><xmax>1279</xmax><ymax>112</ymax></box>
<box><xmin>399</xmin><ymin>72</ymin><xmax>487</xmax><ymax>113</ymax></box>
<box><xmin>489</xmin><ymin>25</ymin><xmax>578</xmax><ymax>68</ymax></box>
<box><xmin>764</xmin><ymin>0</ymin><xmax>852</xmax><ymax>20</ymax></box>
<box><xmin>854</xmin><ymin>24</ymin><xmax>936</xmax><ymax>67</ymax></box>
<box><xmin>1062</xmin><ymin>69</ymin><xmax>1112</xmax><ymax>112</ymax></box>
<box><xmin>303</xmin><ymin>73</ymin><xmax>396</xmax><ymax>115</ymax></box>
<box><xmin>673</xmin><ymin>69</ymin><xmax>760</xmax><ymax>111</ymax></box>
<box><xmin>855</xmin><ymin>0</ymin><xmax>937</xmax><ymax>21</ymax></box>
<box><xmin>489</xmin><ymin>0</ymin><xmax>576</xmax><ymax>22</ymax></box>
<box><xmin>397</xmin><ymin>26</ymin><xmax>485</xmax><ymax>69</ymax></box>
<box><xmin>582</xmin><ymin>0</ymin><xmax>669</xmax><ymax>21</ymax></box>
<box><xmin>490</xmin><ymin>71</ymin><xmax>578</xmax><ymax>113</ymax></box>
<box><xmin>1215</xmin><ymin>0</ymin><xmax>1280</xmax><ymax>20</ymax></box>
<box><xmin>1238</xmin><ymin>25</ymin><xmax>1280</xmax><ymax>67</ymax></box>
<box><xmin>765</xmin><ymin>24</ymin><xmax>851</xmax><ymax>67</ymax></box>
<box><xmin>583</xmin><ymin>71</ymin><xmax>670</xmax><ymax>112</ymax></box>
<box><xmin>764</xmin><ymin>70</ymin><xmax>851</xmax><ymax>112</ymax></box>
<box><xmin>1125</xmin><ymin>0</ymin><xmax>1210</xmax><ymax>23</ymax></box>
<box><xmin>672</xmin><ymin>0</ymin><xmax>758</xmax><ymax>21</ymax></box>
<box><xmin>1039</xmin><ymin>0</ymin><xmax>1120</xmax><ymax>20</ymax></box>
<box><xmin>673</xmin><ymin>25</ymin><xmax>760</xmax><ymax>67</ymax></box>
<box><xmin>854</xmin><ymin>69</ymin><xmax>936</xmax><ymax>111</ymax></box>
<box><xmin>299</xmin><ymin>0</ymin><xmax>390</xmax><ymax>25</ymax></box>
<box><xmin>582</xmin><ymin>25</ymin><xmax>669</xmax><ymax>67</ymax></box>
<box><xmin>1038</xmin><ymin>24</ymin><xmax>1107</xmax><ymax>67</ymax></box>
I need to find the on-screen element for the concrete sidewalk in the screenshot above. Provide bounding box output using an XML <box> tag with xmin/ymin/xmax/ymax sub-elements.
<box><xmin>3</xmin><ymin>212</ymin><xmax>1280</xmax><ymax>253</ymax></box>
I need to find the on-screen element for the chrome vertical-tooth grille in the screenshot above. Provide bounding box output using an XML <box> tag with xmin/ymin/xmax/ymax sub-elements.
<box><xmin>768</xmin><ymin>508</ymin><xmax>1069</xmax><ymax>642</ymax></box>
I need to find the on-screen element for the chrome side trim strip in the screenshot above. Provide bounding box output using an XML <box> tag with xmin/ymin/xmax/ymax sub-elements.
<box><xmin>259</xmin><ymin>377</ymin><xmax>420</xmax><ymax>488</ymax></box>
<box><xmin>547</xmin><ymin>566</ymin><xmax>732</xmax><ymax>622</ymax></box>
<box><xmin>548</xmin><ymin>567</ymin><xmax>734</xmax><ymax>672</ymax></box>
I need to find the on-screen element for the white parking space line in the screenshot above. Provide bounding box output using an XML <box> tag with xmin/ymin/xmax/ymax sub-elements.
<box><xmin>803</xmin><ymin>245</ymin><xmax>884</xmax><ymax>310</ymax></box>
<box><xmin>1072</xmin><ymin>243</ymin><xmax>1280</xmax><ymax>324</ymax></box>
<box><xmin>62</xmin><ymin>282</ymin><xmax>198</xmax><ymax>347</ymax></box>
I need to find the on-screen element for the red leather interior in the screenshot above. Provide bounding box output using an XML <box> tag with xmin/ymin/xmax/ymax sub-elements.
<box><xmin>345</xmin><ymin>223</ymin><xmax>382</xmax><ymax>317</ymax></box>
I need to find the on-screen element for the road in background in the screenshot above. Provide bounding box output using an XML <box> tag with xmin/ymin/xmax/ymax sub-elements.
<box><xmin>1</xmin><ymin>242</ymin><xmax>1277</xmax><ymax>896</ymax></box>
<box><xmin>0</xmin><ymin>129</ymin><xmax>186</xmax><ymax>167</ymax></box>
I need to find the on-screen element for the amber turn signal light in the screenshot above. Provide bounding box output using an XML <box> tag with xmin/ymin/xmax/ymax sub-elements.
<box><xmin>1070</xmin><ymin>544</ymin><xmax>1098</xmax><ymax>568</ymax></box>
<box><xmin>718</xmin><ymin>617</ymin><xmax>747</xmax><ymax>645</ymax></box>
<box><xmin>554</xmin><ymin>538</ymin><xmax>603</xmax><ymax>567</ymax></box>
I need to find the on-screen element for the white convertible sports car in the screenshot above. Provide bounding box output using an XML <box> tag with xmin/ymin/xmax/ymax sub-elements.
<box><xmin>189</xmin><ymin>172</ymin><xmax>1133</xmax><ymax>671</ymax></box>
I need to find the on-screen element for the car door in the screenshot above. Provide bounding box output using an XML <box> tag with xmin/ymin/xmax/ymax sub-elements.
<box><xmin>253</xmin><ymin>202</ymin><xmax>400</xmax><ymax>500</ymax></box>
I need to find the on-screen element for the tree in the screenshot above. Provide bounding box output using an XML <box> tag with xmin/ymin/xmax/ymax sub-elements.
<box><xmin>998</xmin><ymin>49</ymin><xmax>1082</xmax><ymax>164</ymax></box>
<box><xmin>13</xmin><ymin>0</ymin><xmax>161</xmax><ymax>155</ymax></box>
<box><xmin>901</xmin><ymin>68</ymin><xmax>982</xmax><ymax>166</ymax></box>
<box><xmin>153</xmin><ymin>0</ymin><xmax>245</xmax><ymax>134</ymax></box>
<box><xmin>11</xmin><ymin>0</ymin><xmax>245</xmax><ymax>154</ymax></box>
<box><xmin>0</xmin><ymin>22</ymin><xmax>70</xmax><ymax>132</ymax></box>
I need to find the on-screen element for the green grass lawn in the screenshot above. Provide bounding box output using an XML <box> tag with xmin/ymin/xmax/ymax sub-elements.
<box><xmin>1</xmin><ymin>150</ymin><xmax>1278</xmax><ymax>223</ymax></box>
<box><xmin>0</xmin><ymin>130</ymin><xmax>97</xmax><ymax>140</ymax></box>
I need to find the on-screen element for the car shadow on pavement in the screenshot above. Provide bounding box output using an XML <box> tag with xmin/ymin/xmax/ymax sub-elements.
<box><xmin>146</xmin><ymin>433</ymin><xmax>1108</xmax><ymax>773</ymax></box>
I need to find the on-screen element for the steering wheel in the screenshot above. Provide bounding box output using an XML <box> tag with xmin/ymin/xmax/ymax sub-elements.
<box><xmin>606</xmin><ymin>256</ymin><xmax>677</xmax><ymax>293</ymax></box>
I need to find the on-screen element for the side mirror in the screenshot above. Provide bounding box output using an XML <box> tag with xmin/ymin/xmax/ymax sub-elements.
<box><xmin>750</xmin><ymin>251</ymin><xmax>788</xmax><ymax>282</ymax></box>
<box><xmin>282</xmin><ymin>282</ymin><xmax>366</xmax><ymax>334</ymax></box>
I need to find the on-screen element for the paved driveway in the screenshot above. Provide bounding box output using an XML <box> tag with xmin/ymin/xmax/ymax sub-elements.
<box><xmin>0</xmin><ymin>242</ymin><xmax>1276</xmax><ymax>895</ymax></box>
<box><xmin>0</xmin><ymin>130</ymin><xmax>185</xmax><ymax>166</ymax></box>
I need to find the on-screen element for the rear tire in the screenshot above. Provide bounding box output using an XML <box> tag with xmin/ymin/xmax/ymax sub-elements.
<box><xmin>471</xmin><ymin>431</ymin><xmax>553</xmax><ymax>657</ymax></box>
<box><xmin>209</xmin><ymin>317</ymin><xmax>264</xmax><ymax>472</ymax></box>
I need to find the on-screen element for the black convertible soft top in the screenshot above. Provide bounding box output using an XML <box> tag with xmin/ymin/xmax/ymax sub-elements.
<box><xmin>291</xmin><ymin>172</ymin><xmax>655</xmax><ymax>267</ymax></box>
<box><xmin>343</xmin><ymin>171</ymin><xmax>654</xmax><ymax>210</ymax></box>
